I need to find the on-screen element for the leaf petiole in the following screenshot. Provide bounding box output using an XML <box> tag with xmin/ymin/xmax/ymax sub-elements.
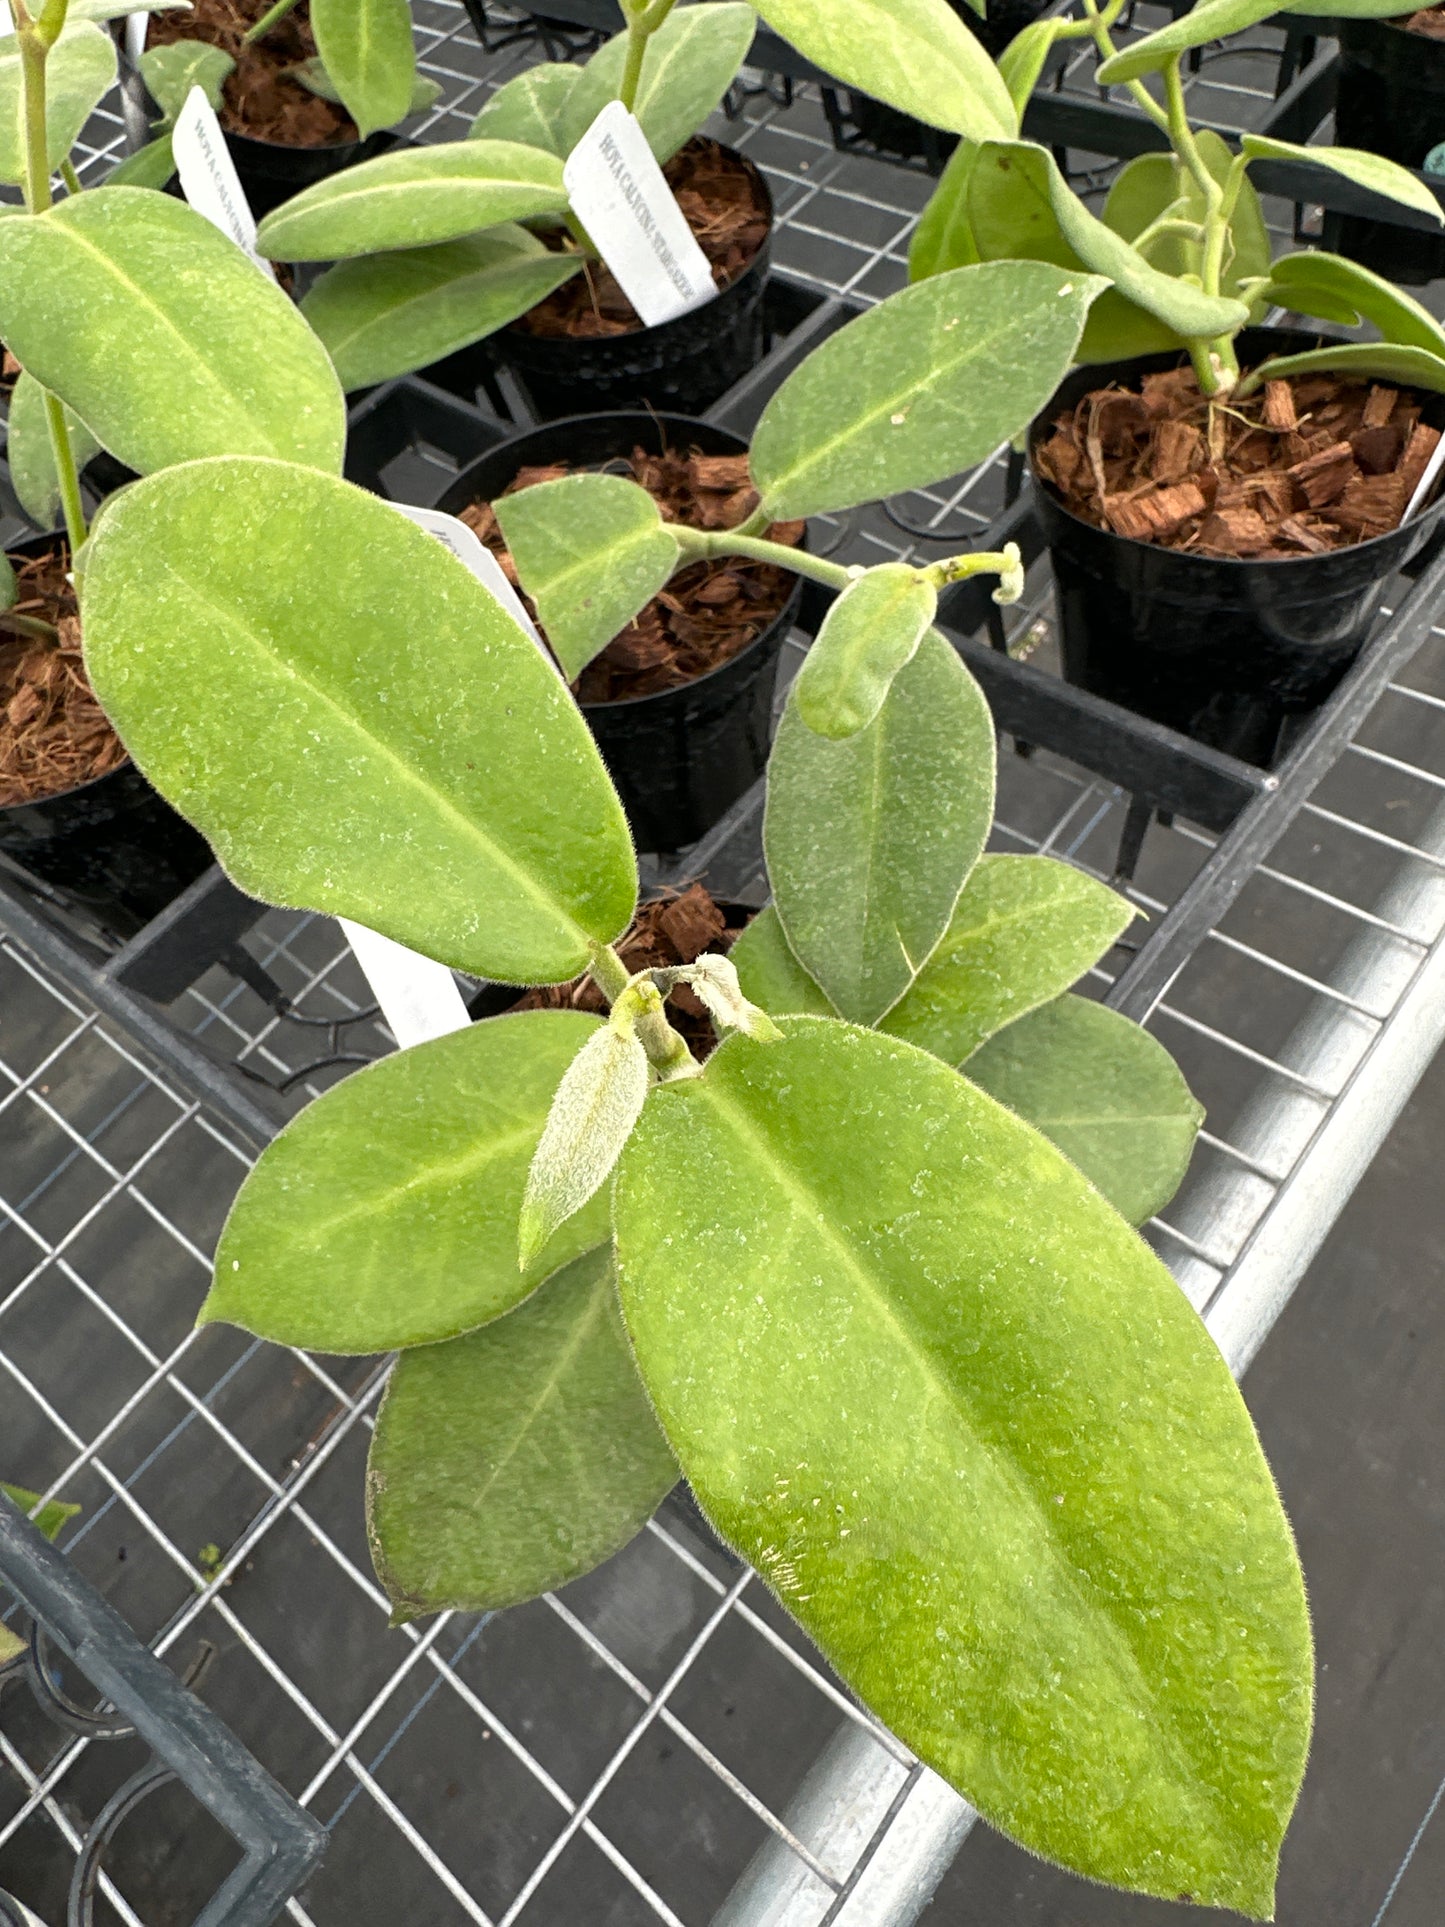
<box><xmin>243</xmin><ymin>0</ymin><xmax>303</xmax><ymax>46</ymax></box>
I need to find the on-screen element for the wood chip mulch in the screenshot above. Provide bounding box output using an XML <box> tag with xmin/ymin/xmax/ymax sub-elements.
<box><xmin>1035</xmin><ymin>365</ymin><xmax>1442</xmax><ymax>558</ymax></box>
<box><xmin>2</xmin><ymin>547</ymin><xmax>126</xmax><ymax>809</ymax></box>
<box><xmin>1400</xmin><ymin>4</ymin><xmax>1445</xmax><ymax>38</ymax></box>
<box><xmin>462</xmin><ymin>446</ymin><xmax>803</xmax><ymax>702</ymax></box>
<box><xmin>147</xmin><ymin>0</ymin><xmax>356</xmax><ymax>147</ymax></box>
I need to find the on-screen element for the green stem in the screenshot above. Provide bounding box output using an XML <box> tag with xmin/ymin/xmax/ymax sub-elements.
<box><xmin>920</xmin><ymin>548</ymin><xmax>1021</xmax><ymax>592</ymax></box>
<box><xmin>1162</xmin><ymin>57</ymin><xmax>1219</xmax><ymax>228</ymax></box>
<box><xmin>617</xmin><ymin>0</ymin><xmax>678</xmax><ymax>111</ymax></box>
<box><xmin>587</xmin><ymin>942</ymin><xmax>631</xmax><ymax>1004</ymax></box>
<box><xmin>44</xmin><ymin>390</ymin><xmax>88</xmax><ymax>555</ymax></box>
<box><xmin>1128</xmin><ymin>213</ymin><xmax>1206</xmax><ymax>254</ymax></box>
<box><xmin>679</xmin><ymin>528</ymin><xmax>856</xmax><ymax>590</ymax></box>
<box><xmin>58</xmin><ymin>155</ymin><xmax>81</xmax><ymax>196</ymax></box>
<box><xmin>1082</xmin><ymin>0</ymin><xmax>1169</xmax><ymax>133</ymax></box>
<box><xmin>0</xmin><ymin>610</ymin><xmax>61</xmax><ymax>645</ymax></box>
<box><xmin>243</xmin><ymin>0</ymin><xmax>302</xmax><ymax>47</ymax></box>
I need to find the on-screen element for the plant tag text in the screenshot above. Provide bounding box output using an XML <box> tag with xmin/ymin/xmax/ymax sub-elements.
<box><xmin>563</xmin><ymin>100</ymin><xmax>714</xmax><ymax>328</ymax></box>
<box><xmin>338</xmin><ymin>918</ymin><xmax>471</xmax><ymax>1050</ymax></box>
<box><xmin>172</xmin><ymin>85</ymin><xmax>276</xmax><ymax>278</ymax></box>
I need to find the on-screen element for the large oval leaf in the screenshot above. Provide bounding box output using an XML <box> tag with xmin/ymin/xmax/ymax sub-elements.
<box><xmin>765</xmin><ymin>631</ymin><xmax>996</xmax><ymax>1026</ymax></box>
<box><xmin>302</xmin><ymin>230</ymin><xmax>583</xmax><ymax>391</ymax></box>
<box><xmin>1236</xmin><ymin>341</ymin><xmax>1445</xmax><ymax>398</ymax></box>
<box><xmin>138</xmin><ymin>37</ymin><xmax>234</xmax><ymax>122</ymax></box>
<box><xmin>80</xmin><ymin>458</ymin><xmax>639</xmax><ymax>982</ymax></box>
<box><xmin>1256</xmin><ymin>250</ymin><xmax>1445</xmax><ymax>356</ymax></box>
<box><xmin>205</xmin><ymin>1012</ymin><xmax>613</xmax><ymax>1351</ymax></box>
<box><xmin>753</xmin><ymin>0</ymin><xmax>1017</xmax><ymax>142</ymax></box>
<box><xmin>6</xmin><ymin>371</ymin><xmax>101</xmax><ymax>531</ymax></box>
<box><xmin>750</xmin><ymin>261</ymin><xmax>1106</xmax><ymax>521</ymax></box>
<box><xmin>792</xmin><ymin>563</ymin><xmax>936</xmax><ymax>740</ymax></box>
<box><xmin>368</xmin><ymin>1244</ymin><xmax>677</xmax><ymax>1618</ymax></box>
<box><xmin>614</xmin><ymin>1019</ymin><xmax>1311</xmax><ymax>1915</ymax></box>
<box><xmin>966</xmin><ymin>995</ymin><xmax>1203</xmax><ymax>1226</ymax></box>
<box><xmin>311</xmin><ymin>0</ymin><xmax>416</xmax><ymax>140</ymax></box>
<box><xmin>469</xmin><ymin>62</ymin><xmax>581</xmax><ymax>157</ymax></box>
<box><xmin>0</xmin><ymin>21</ymin><xmax>116</xmax><ymax>185</ymax></box>
<box><xmin>0</xmin><ymin>189</ymin><xmax>345</xmax><ymax>475</ymax></box>
<box><xmin>728</xmin><ymin>906</ymin><xmax>837</xmax><ymax>1018</ymax></box>
<box><xmin>1096</xmin><ymin>0</ymin><xmax>1285</xmax><ymax>85</ymax></box>
<box><xmin>881</xmin><ymin>855</ymin><xmax>1134</xmax><ymax>1066</ymax></box>
<box><xmin>908</xmin><ymin>138</ymin><xmax>983</xmax><ymax>282</ymax></box>
<box><xmin>561</xmin><ymin>3</ymin><xmax>757</xmax><ymax>165</ymax></box>
<box><xmin>1243</xmin><ymin>133</ymin><xmax>1444</xmax><ymax>225</ymax></box>
<box><xmin>255</xmin><ymin>140</ymin><xmax>571</xmax><ymax>262</ymax></box>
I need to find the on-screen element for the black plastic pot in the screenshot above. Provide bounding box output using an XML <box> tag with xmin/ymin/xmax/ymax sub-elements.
<box><xmin>1332</xmin><ymin>17</ymin><xmax>1445</xmax><ymax>286</ymax></box>
<box><xmin>479</xmin><ymin>148</ymin><xmax>773</xmax><ymax>421</ymax></box>
<box><xmin>0</xmin><ymin>537</ymin><xmax>211</xmax><ymax>940</ymax></box>
<box><xmin>1030</xmin><ymin>329</ymin><xmax>1445</xmax><ymax>767</ymax></box>
<box><xmin>434</xmin><ymin>412</ymin><xmax>803</xmax><ymax>852</ymax></box>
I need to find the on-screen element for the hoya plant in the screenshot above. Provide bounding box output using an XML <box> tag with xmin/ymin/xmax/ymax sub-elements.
<box><xmin>74</xmin><ymin>255</ymin><xmax>1310</xmax><ymax>1916</ymax></box>
<box><xmin>908</xmin><ymin>0</ymin><xmax>1445</xmax><ymax>399</ymax></box>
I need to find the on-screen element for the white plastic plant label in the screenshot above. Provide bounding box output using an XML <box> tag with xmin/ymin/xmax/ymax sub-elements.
<box><xmin>563</xmin><ymin>99</ymin><xmax>714</xmax><ymax>329</ymax></box>
<box><xmin>0</xmin><ymin>4</ymin><xmax>14</xmax><ymax>39</ymax></box>
<box><xmin>338</xmin><ymin>919</ymin><xmax>471</xmax><ymax>1050</ymax></box>
<box><xmin>171</xmin><ymin>84</ymin><xmax>276</xmax><ymax>278</ymax></box>
<box><xmin>125</xmin><ymin>10</ymin><xmax>147</xmax><ymax>61</ymax></box>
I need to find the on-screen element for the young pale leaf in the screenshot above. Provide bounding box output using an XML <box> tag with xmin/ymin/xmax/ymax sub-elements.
<box><xmin>752</xmin><ymin>0</ymin><xmax>1017</xmax><ymax>142</ymax></box>
<box><xmin>368</xmin><ymin>1244</ymin><xmax>676</xmax><ymax>1618</ymax></box>
<box><xmin>495</xmin><ymin>473</ymin><xmax>683</xmax><ymax>682</ymax></box>
<box><xmin>1242</xmin><ymin>133</ymin><xmax>1443</xmax><ymax>225</ymax></box>
<box><xmin>997</xmin><ymin>17</ymin><xmax>1067</xmax><ymax>112</ymax></box>
<box><xmin>6</xmin><ymin>372</ymin><xmax>102</xmax><ymax>530</ymax></box>
<box><xmin>882</xmin><ymin>855</ymin><xmax>1135</xmax><ymax>1066</ymax></box>
<box><xmin>1254</xmin><ymin>250</ymin><xmax>1445</xmax><ymax>356</ymax></box>
<box><xmin>1</xmin><ymin>1483</ymin><xmax>81</xmax><ymax>1544</ymax></box>
<box><xmin>302</xmin><ymin>231</ymin><xmax>583</xmax><ymax>390</ymax></box>
<box><xmin>966</xmin><ymin>995</ymin><xmax>1203</xmax><ymax>1226</ymax></box>
<box><xmin>206</xmin><ymin>1013</ymin><xmax>613</xmax><ymax>1352</ymax></box>
<box><xmin>291</xmin><ymin>55</ymin><xmax>439</xmax><ymax>118</ymax></box>
<box><xmin>560</xmin><ymin>4</ymin><xmax>756</xmax><ymax>165</ymax></box>
<box><xmin>728</xmin><ymin>906</ymin><xmax>837</xmax><ymax>1018</ymax></box>
<box><xmin>0</xmin><ymin>189</ymin><xmax>345</xmax><ymax>476</ymax></box>
<box><xmin>519</xmin><ymin>1022</ymin><xmax>651</xmax><ymax>1270</ymax></box>
<box><xmin>0</xmin><ymin>21</ymin><xmax>116</xmax><ymax>184</ymax></box>
<box><xmin>793</xmin><ymin>565</ymin><xmax>937</xmax><ymax>740</ymax></box>
<box><xmin>750</xmin><ymin>261</ymin><xmax>1106</xmax><ymax>521</ymax></box>
<box><xmin>105</xmin><ymin>133</ymin><xmax>177</xmax><ymax>189</ymax></box>
<box><xmin>1236</xmin><ymin>341</ymin><xmax>1445</xmax><ymax>398</ymax></box>
<box><xmin>1096</xmin><ymin>0</ymin><xmax>1285</xmax><ymax>85</ymax></box>
<box><xmin>907</xmin><ymin>139</ymin><xmax>982</xmax><ymax>281</ymax></box>
<box><xmin>81</xmin><ymin>458</ymin><xmax>639</xmax><ymax>982</ymax></box>
<box><xmin>469</xmin><ymin>61</ymin><xmax>581</xmax><ymax>156</ymax></box>
<box><xmin>669</xmin><ymin>956</ymin><xmax>783</xmax><ymax>1043</ymax></box>
<box><xmin>766</xmin><ymin>632</ymin><xmax>996</xmax><ymax>1026</ymax></box>
<box><xmin>138</xmin><ymin>37</ymin><xmax>233</xmax><ymax>120</ymax></box>
<box><xmin>614</xmin><ymin>1018</ymin><xmax>1311</xmax><ymax>1917</ymax></box>
<box><xmin>255</xmin><ymin>141</ymin><xmax>570</xmax><ymax>262</ymax></box>
<box><xmin>310</xmin><ymin>0</ymin><xmax>416</xmax><ymax>138</ymax></box>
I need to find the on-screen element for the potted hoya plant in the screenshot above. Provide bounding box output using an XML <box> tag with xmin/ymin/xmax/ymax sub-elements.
<box><xmin>907</xmin><ymin>0</ymin><xmax>1445</xmax><ymax>763</ymax></box>
<box><xmin>71</xmin><ymin>245</ymin><xmax>1312</xmax><ymax>1918</ymax></box>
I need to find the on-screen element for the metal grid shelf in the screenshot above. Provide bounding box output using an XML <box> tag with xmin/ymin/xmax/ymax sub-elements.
<box><xmin>4</xmin><ymin>5</ymin><xmax>1445</xmax><ymax>1925</ymax></box>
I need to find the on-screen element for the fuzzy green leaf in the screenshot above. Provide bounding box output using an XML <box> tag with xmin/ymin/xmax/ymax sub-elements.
<box><xmin>1236</xmin><ymin>341</ymin><xmax>1445</xmax><ymax>398</ymax></box>
<box><xmin>562</xmin><ymin>4</ymin><xmax>757</xmax><ymax>165</ymax></box>
<box><xmin>1243</xmin><ymin>133</ymin><xmax>1443</xmax><ymax>225</ymax></box>
<box><xmin>495</xmin><ymin>472</ymin><xmax>682</xmax><ymax>682</ymax></box>
<box><xmin>368</xmin><ymin>1245</ymin><xmax>676</xmax><ymax>1618</ymax></box>
<box><xmin>206</xmin><ymin>1012</ymin><xmax>614</xmax><ymax>1352</ymax></box>
<box><xmin>302</xmin><ymin>230</ymin><xmax>583</xmax><ymax>390</ymax></box>
<box><xmin>138</xmin><ymin>37</ymin><xmax>233</xmax><ymax>120</ymax></box>
<box><xmin>1254</xmin><ymin>250</ymin><xmax>1445</xmax><ymax>355</ymax></box>
<box><xmin>519</xmin><ymin>1022</ymin><xmax>651</xmax><ymax>1270</ymax></box>
<box><xmin>1290</xmin><ymin>0</ymin><xmax>1424</xmax><ymax>12</ymax></box>
<box><xmin>0</xmin><ymin>556</ymin><xmax>17</xmax><ymax>611</ymax></box>
<box><xmin>255</xmin><ymin>140</ymin><xmax>571</xmax><ymax>262</ymax></box>
<box><xmin>469</xmin><ymin>61</ymin><xmax>581</xmax><ymax>157</ymax></box>
<box><xmin>766</xmin><ymin>631</ymin><xmax>995</xmax><ymax>1026</ymax></box>
<box><xmin>753</xmin><ymin>0</ymin><xmax>1017</xmax><ymax>141</ymax></box>
<box><xmin>0</xmin><ymin>189</ymin><xmax>345</xmax><ymax>476</ymax></box>
<box><xmin>614</xmin><ymin>1018</ymin><xmax>1311</xmax><ymax>1916</ymax></box>
<box><xmin>728</xmin><ymin>906</ymin><xmax>837</xmax><ymax>1018</ymax></box>
<box><xmin>907</xmin><ymin>139</ymin><xmax>982</xmax><ymax>281</ymax></box>
<box><xmin>881</xmin><ymin>855</ymin><xmax>1134</xmax><ymax>1066</ymax></box>
<box><xmin>105</xmin><ymin>133</ymin><xmax>177</xmax><ymax>189</ymax></box>
<box><xmin>69</xmin><ymin>0</ymin><xmax>192</xmax><ymax>17</ymax></box>
<box><xmin>290</xmin><ymin>55</ymin><xmax>439</xmax><ymax>119</ymax></box>
<box><xmin>793</xmin><ymin>565</ymin><xmax>937</xmax><ymax>740</ymax></box>
<box><xmin>966</xmin><ymin>995</ymin><xmax>1203</xmax><ymax>1226</ymax></box>
<box><xmin>7</xmin><ymin>371</ymin><xmax>102</xmax><ymax>530</ymax></box>
<box><xmin>1</xmin><ymin>1483</ymin><xmax>80</xmax><ymax>1543</ymax></box>
<box><xmin>1095</xmin><ymin>0</ymin><xmax>1284</xmax><ymax>85</ymax></box>
<box><xmin>997</xmin><ymin>17</ymin><xmax>1066</xmax><ymax>114</ymax></box>
<box><xmin>80</xmin><ymin>457</ymin><xmax>639</xmax><ymax>982</ymax></box>
<box><xmin>750</xmin><ymin>261</ymin><xmax>1106</xmax><ymax>521</ymax></box>
<box><xmin>309</xmin><ymin>0</ymin><xmax>417</xmax><ymax>138</ymax></box>
<box><xmin>0</xmin><ymin>21</ymin><xmax>116</xmax><ymax>184</ymax></box>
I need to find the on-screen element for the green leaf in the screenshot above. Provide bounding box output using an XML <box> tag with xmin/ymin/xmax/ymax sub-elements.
<box><xmin>2</xmin><ymin>1482</ymin><xmax>81</xmax><ymax>1543</ymax></box>
<box><xmin>1243</xmin><ymin>133</ymin><xmax>1444</xmax><ymax>225</ymax></box>
<box><xmin>255</xmin><ymin>140</ymin><xmax>571</xmax><ymax>263</ymax></box>
<box><xmin>750</xmin><ymin>261</ymin><xmax>1106</xmax><ymax>521</ymax></box>
<box><xmin>469</xmin><ymin>62</ymin><xmax>581</xmax><ymax>157</ymax></box>
<box><xmin>614</xmin><ymin>1018</ymin><xmax>1311</xmax><ymax>1917</ymax></box>
<box><xmin>880</xmin><ymin>855</ymin><xmax>1134</xmax><ymax>1066</ymax></box>
<box><xmin>997</xmin><ymin>16</ymin><xmax>1066</xmax><ymax>115</ymax></box>
<box><xmin>0</xmin><ymin>189</ymin><xmax>345</xmax><ymax>476</ymax></box>
<box><xmin>765</xmin><ymin>631</ymin><xmax>996</xmax><ymax>1026</ymax></box>
<box><xmin>1254</xmin><ymin>250</ymin><xmax>1445</xmax><ymax>356</ymax></box>
<box><xmin>1236</xmin><ymin>341</ymin><xmax>1445</xmax><ymax>398</ymax></box>
<box><xmin>6</xmin><ymin>371</ymin><xmax>102</xmax><ymax>530</ymax></box>
<box><xmin>368</xmin><ymin>1245</ymin><xmax>676</xmax><ymax>1618</ymax></box>
<box><xmin>728</xmin><ymin>906</ymin><xmax>837</xmax><ymax>1018</ymax></box>
<box><xmin>290</xmin><ymin>55</ymin><xmax>439</xmax><ymax>120</ymax></box>
<box><xmin>1101</xmin><ymin>152</ymin><xmax>1181</xmax><ymax>248</ymax></box>
<box><xmin>753</xmin><ymin>0</ymin><xmax>1018</xmax><ymax>142</ymax></box>
<box><xmin>793</xmin><ymin>564</ymin><xmax>937</xmax><ymax>740</ymax></box>
<box><xmin>0</xmin><ymin>21</ymin><xmax>116</xmax><ymax>185</ymax></box>
<box><xmin>966</xmin><ymin>995</ymin><xmax>1203</xmax><ymax>1226</ymax></box>
<box><xmin>80</xmin><ymin>457</ymin><xmax>639</xmax><ymax>982</ymax></box>
<box><xmin>138</xmin><ymin>36</ymin><xmax>233</xmax><ymax>120</ymax></box>
<box><xmin>495</xmin><ymin>473</ymin><xmax>683</xmax><ymax>682</ymax></box>
<box><xmin>519</xmin><ymin>1021</ymin><xmax>651</xmax><ymax>1270</ymax></box>
<box><xmin>562</xmin><ymin>3</ymin><xmax>757</xmax><ymax>165</ymax></box>
<box><xmin>69</xmin><ymin>0</ymin><xmax>192</xmax><ymax>18</ymax></box>
<box><xmin>1283</xmin><ymin>0</ymin><xmax>1421</xmax><ymax>15</ymax></box>
<box><xmin>206</xmin><ymin>1011</ymin><xmax>613</xmax><ymax>1352</ymax></box>
<box><xmin>1096</xmin><ymin>0</ymin><xmax>1285</xmax><ymax>85</ymax></box>
<box><xmin>908</xmin><ymin>139</ymin><xmax>982</xmax><ymax>281</ymax></box>
<box><xmin>302</xmin><ymin>230</ymin><xmax>583</xmax><ymax>391</ymax></box>
<box><xmin>105</xmin><ymin>134</ymin><xmax>177</xmax><ymax>190</ymax></box>
<box><xmin>0</xmin><ymin>555</ymin><xmax>16</xmax><ymax>611</ymax></box>
<box><xmin>967</xmin><ymin>142</ymin><xmax>1250</xmax><ymax>345</ymax></box>
<box><xmin>310</xmin><ymin>0</ymin><xmax>416</xmax><ymax>139</ymax></box>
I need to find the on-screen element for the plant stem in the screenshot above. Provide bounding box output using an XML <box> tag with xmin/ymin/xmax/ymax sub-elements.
<box><xmin>592</xmin><ymin>945</ymin><xmax>699</xmax><ymax>1080</ymax></box>
<box><xmin>920</xmin><ymin>549</ymin><xmax>1021</xmax><ymax>592</ymax></box>
<box><xmin>617</xmin><ymin>0</ymin><xmax>678</xmax><ymax>112</ymax></box>
<box><xmin>678</xmin><ymin>528</ymin><xmax>856</xmax><ymax>590</ymax></box>
<box><xmin>1128</xmin><ymin>212</ymin><xmax>1206</xmax><ymax>254</ymax></box>
<box><xmin>44</xmin><ymin>390</ymin><xmax>88</xmax><ymax>555</ymax></box>
<box><xmin>0</xmin><ymin>610</ymin><xmax>60</xmax><ymax>645</ymax></box>
<box><xmin>58</xmin><ymin>155</ymin><xmax>81</xmax><ymax>196</ymax></box>
<box><xmin>587</xmin><ymin>942</ymin><xmax>631</xmax><ymax>1004</ymax></box>
<box><xmin>243</xmin><ymin>0</ymin><xmax>302</xmax><ymax>46</ymax></box>
<box><xmin>1082</xmin><ymin>0</ymin><xmax>1169</xmax><ymax>134</ymax></box>
<box><xmin>1162</xmin><ymin>57</ymin><xmax>1220</xmax><ymax>234</ymax></box>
